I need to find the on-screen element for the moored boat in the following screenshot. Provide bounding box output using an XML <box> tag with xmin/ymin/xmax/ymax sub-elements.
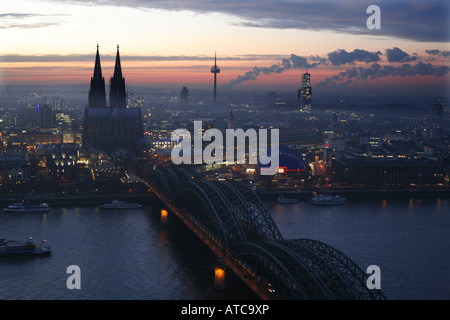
<box><xmin>100</xmin><ymin>200</ymin><xmax>143</xmax><ymax>209</ymax></box>
<box><xmin>277</xmin><ymin>195</ymin><xmax>299</xmax><ymax>204</ymax></box>
<box><xmin>0</xmin><ymin>237</ymin><xmax>51</xmax><ymax>255</ymax></box>
<box><xmin>3</xmin><ymin>202</ymin><xmax>50</xmax><ymax>213</ymax></box>
<box><xmin>310</xmin><ymin>192</ymin><xmax>346</xmax><ymax>205</ymax></box>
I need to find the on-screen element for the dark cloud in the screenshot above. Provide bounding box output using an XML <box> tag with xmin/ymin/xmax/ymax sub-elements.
<box><xmin>52</xmin><ymin>0</ymin><xmax>449</xmax><ymax>42</ymax></box>
<box><xmin>426</xmin><ymin>49</ymin><xmax>450</xmax><ymax>58</ymax></box>
<box><xmin>385</xmin><ymin>47</ymin><xmax>417</xmax><ymax>63</ymax></box>
<box><xmin>327</xmin><ymin>49</ymin><xmax>382</xmax><ymax>66</ymax></box>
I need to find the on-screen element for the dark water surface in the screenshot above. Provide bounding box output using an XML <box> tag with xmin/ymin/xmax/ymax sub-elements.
<box><xmin>0</xmin><ymin>197</ymin><xmax>448</xmax><ymax>300</ymax></box>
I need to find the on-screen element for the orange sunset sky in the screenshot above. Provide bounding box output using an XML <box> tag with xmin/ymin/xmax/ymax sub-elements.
<box><xmin>1</xmin><ymin>0</ymin><xmax>449</xmax><ymax>96</ymax></box>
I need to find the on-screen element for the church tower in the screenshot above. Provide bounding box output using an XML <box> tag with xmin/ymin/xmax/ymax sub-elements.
<box><xmin>88</xmin><ymin>44</ymin><xmax>106</xmax><ymax>108</ymax></box>
<box><xmin>109</xmin><ymin>45</ymin><xmax>127</xmax><ymax>109</ymax></box>
<box><xmin>83</xmin><ymin>45</ymin><xmax>143</xmax><ymax>154</ymax></box>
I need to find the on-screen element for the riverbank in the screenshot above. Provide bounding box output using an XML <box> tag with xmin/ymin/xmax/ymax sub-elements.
<box><xmin>256</xmin><ymin>187</ymin><xmax>450</xmax><ymax>201</ymax></box>
<box><xmin>0</xmin><ymin>193</ymin><xmax>160</xmax><ymax>208</ymax></box>
<box><xmin>1</xmin><ymin>186</ymin><xmax>449</xmax><ymax>209</ymax></box>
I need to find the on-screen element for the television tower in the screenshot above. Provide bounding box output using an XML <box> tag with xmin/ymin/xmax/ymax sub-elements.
<box><xmin>210</xmin><ymin>51</ymin><xmax>220</xmax><ymax>102</ymax></box>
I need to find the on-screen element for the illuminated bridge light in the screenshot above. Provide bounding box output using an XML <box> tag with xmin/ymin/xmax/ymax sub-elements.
<box><xmin>160</xmin><ymin>209</ymin><xmax>168</xmax><ymax>225</ymax></box>
<box><xmin>214</xmin><ymin>267</ymin><xmax>226</xmax><ymax>290</ymax></box>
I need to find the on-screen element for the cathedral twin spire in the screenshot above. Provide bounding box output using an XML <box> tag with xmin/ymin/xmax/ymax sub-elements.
<box><xmin>88</xmin><ymin>44</ymin><xmax>126</xmax><ymax>109</ymax></box>
<box><xmin>88</xmin><ymin>44</ymin><xmax>106</xmax><ymax>109</ymax></box>
<box><xmin>93</xmin><ymin>44</ymin><xmax>103</xmax><ymax>81</ymax></box>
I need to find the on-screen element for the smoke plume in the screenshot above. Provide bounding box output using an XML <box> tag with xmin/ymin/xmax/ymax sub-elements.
<box><xmin>223</xmin><ymin>54</ymin><xmax>324</xmax><ymax>89</ymax></box>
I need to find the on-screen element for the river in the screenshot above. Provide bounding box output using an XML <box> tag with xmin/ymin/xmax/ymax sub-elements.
<box><xmin>0</xmin><ymin>196</ymin><xmax>448</xmax><ymax>300</ymax></box>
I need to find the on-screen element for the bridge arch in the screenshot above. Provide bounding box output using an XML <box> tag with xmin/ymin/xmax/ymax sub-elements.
<box><xmin>228</xmin><ymin>180</ymin><xmax>283</xmax><ymax>241</ymax></box>
<box><xmin>230</xmin><ymin>242</ymin><xmax>306</xmax><ymax>300</ymax></box>
<box><xmin>287</xmin><ymin>239</ymin><xmax>387</xmax><ymax>300</ymax></box>
<box><xmin>148</xmin><ymin>168</ymin><xmax>172</xmax><ymax>198</ymax></box>
<box><xmin>173</xmin><ymin>180</ymin><xmax>247</xmax><ymax>250</ymax></box>
<box><xmin>259</xmin><ymin>241</ymin><xmax>336</xmax><ymax>299</ymax></box>
<box><xmin>210</xmin><ymin>181</ymin><xmax>282</xmax><ymax>242</ymax></box>
<box><xmin>147</xmin><ymin>165</ymin><xmax>387</xmax><ymax>300</ymax></box>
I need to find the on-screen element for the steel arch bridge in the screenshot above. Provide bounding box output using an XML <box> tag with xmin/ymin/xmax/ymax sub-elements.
<box><xmin>147</xmin><ymin>166</ymin><xmax>387</xmax><ymax>300</ymax></box>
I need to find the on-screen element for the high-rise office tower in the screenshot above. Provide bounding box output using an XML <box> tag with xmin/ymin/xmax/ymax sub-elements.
<box><xmin>210</xmin><ymin>52</ymin><xmax>220</xmax><ymax>102</ymax></box>
<box><xmin>88</xmin><ymin>44</ymin><xmax>106</xmax><ymax>108</ymax></box>
<box><xmin>180</xmin><ymin>86</ymin><xmax>189</xmax><ymax>103</ymax></box>
<box><xmin>109</xmin><ymin>45</ymin><xmax>127</xmax><ymax>109</ymax></box>
<box><xmin>37</xmin><ymin>104</ymin><xmax>53</xmax><ymax>128</ymax></box>
<box><xmin>53</xmin><ymin>97</ymin><xmax>61</xmax><ymax>111</ymax></box>
<box><xmin>432</xmin><ymin>102</ymin><xmax>444</xmax><ymax>128</ymax></box>
<box><xmin>297</xmin><ymin>71</ymin><xmax>312</xmax><ymax>112</ymax></box>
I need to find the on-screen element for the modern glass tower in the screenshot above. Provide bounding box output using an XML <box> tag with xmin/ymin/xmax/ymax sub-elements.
<box><xmin>297</xmin><ymin>71</ymin><xmax>312</xmax><ymax>112</ymax></box>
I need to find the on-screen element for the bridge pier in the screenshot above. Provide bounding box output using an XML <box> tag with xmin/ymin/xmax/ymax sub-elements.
<box><xmin>214</xmin><ymin>266</ymin><xmax>243</xmax><ymax>291</ymax></box>
<box><xmin>214</xmin><ymin>266</ymin><xmax>228</xmax><ymax>290</ymax></box>
<box><xmin>160</xmin><ymin>208</ymin><xmax>178</xmax><ymax>226</ymax></box>
<box><xmin>214</xmin><ymin>266</ymin><xmax>227</xmax><ymax>290</ymax></box>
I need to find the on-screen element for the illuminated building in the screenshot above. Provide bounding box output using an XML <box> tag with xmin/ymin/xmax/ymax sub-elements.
<box><xmin>297</xmin><ymin>72</ymin><xmax>312</xmax><ymax>112</ymax></box>
<box><xmin>7</xmin><ymin>131</ymin><xmax>63</xmax><ymax>149</ymax></box>
<box><xmin>0</xmin><ymin>152</ymin><xmax>30</xmax><ymax>184</ymax></box>
<box><xmin>46</xmin><ymin>145</ymin><xmax>78</xmax><ymax>180</ymax></box>
<box><xmin>259</xmin><ymin>145</ymin><xmax>308</xmax><ymax>177</ymax></box>
<box><xmin>149</xmin><ymin>123</ymin><xmax>178</xmax><ymax>150</ymax></box>
<box><xmin>324</xmin><ymin>138</ymin><xmax>347</xmax><ymax>164</ymax></box>
<box><xmin>133</xmin><ymin>97</ymin><xmax>145</xmax><ymax>109</ymax></box>
<box><xmin>359</xmin><ymin>135</ymin><xmax>382</xmax><ymax>149</ymax></box>
<box><xmin>89</xmin><ymin>163</ymin><xmax>124</xmax><ymax>182</ymax></box>
<box><xmin>55</xmin><ymin>112</ymin><xmax>74</xmax><ymax>130</ymax></box>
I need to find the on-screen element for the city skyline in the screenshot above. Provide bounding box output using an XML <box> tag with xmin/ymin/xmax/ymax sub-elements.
<box><xmin>0</xmin><ymin>0</ymin><xmax>449</xmax><ymax>98</ymax></box>
<box><xmin>1</xmin><ymin>1</ymin><xmax>450</xmax><ymax>304</ymax></box>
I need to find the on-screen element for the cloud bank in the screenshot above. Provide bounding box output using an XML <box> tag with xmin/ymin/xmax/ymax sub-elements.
<box><xmin>49</xmin><ymin>0</ymin><xmax>450</xmax><ymax>42</ymax></box>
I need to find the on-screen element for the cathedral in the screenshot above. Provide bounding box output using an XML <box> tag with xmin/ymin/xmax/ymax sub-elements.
<box><xmin>82</xmin><ymin>45</ymin><xmax>143</xmax><ymax>154</ymax></box>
